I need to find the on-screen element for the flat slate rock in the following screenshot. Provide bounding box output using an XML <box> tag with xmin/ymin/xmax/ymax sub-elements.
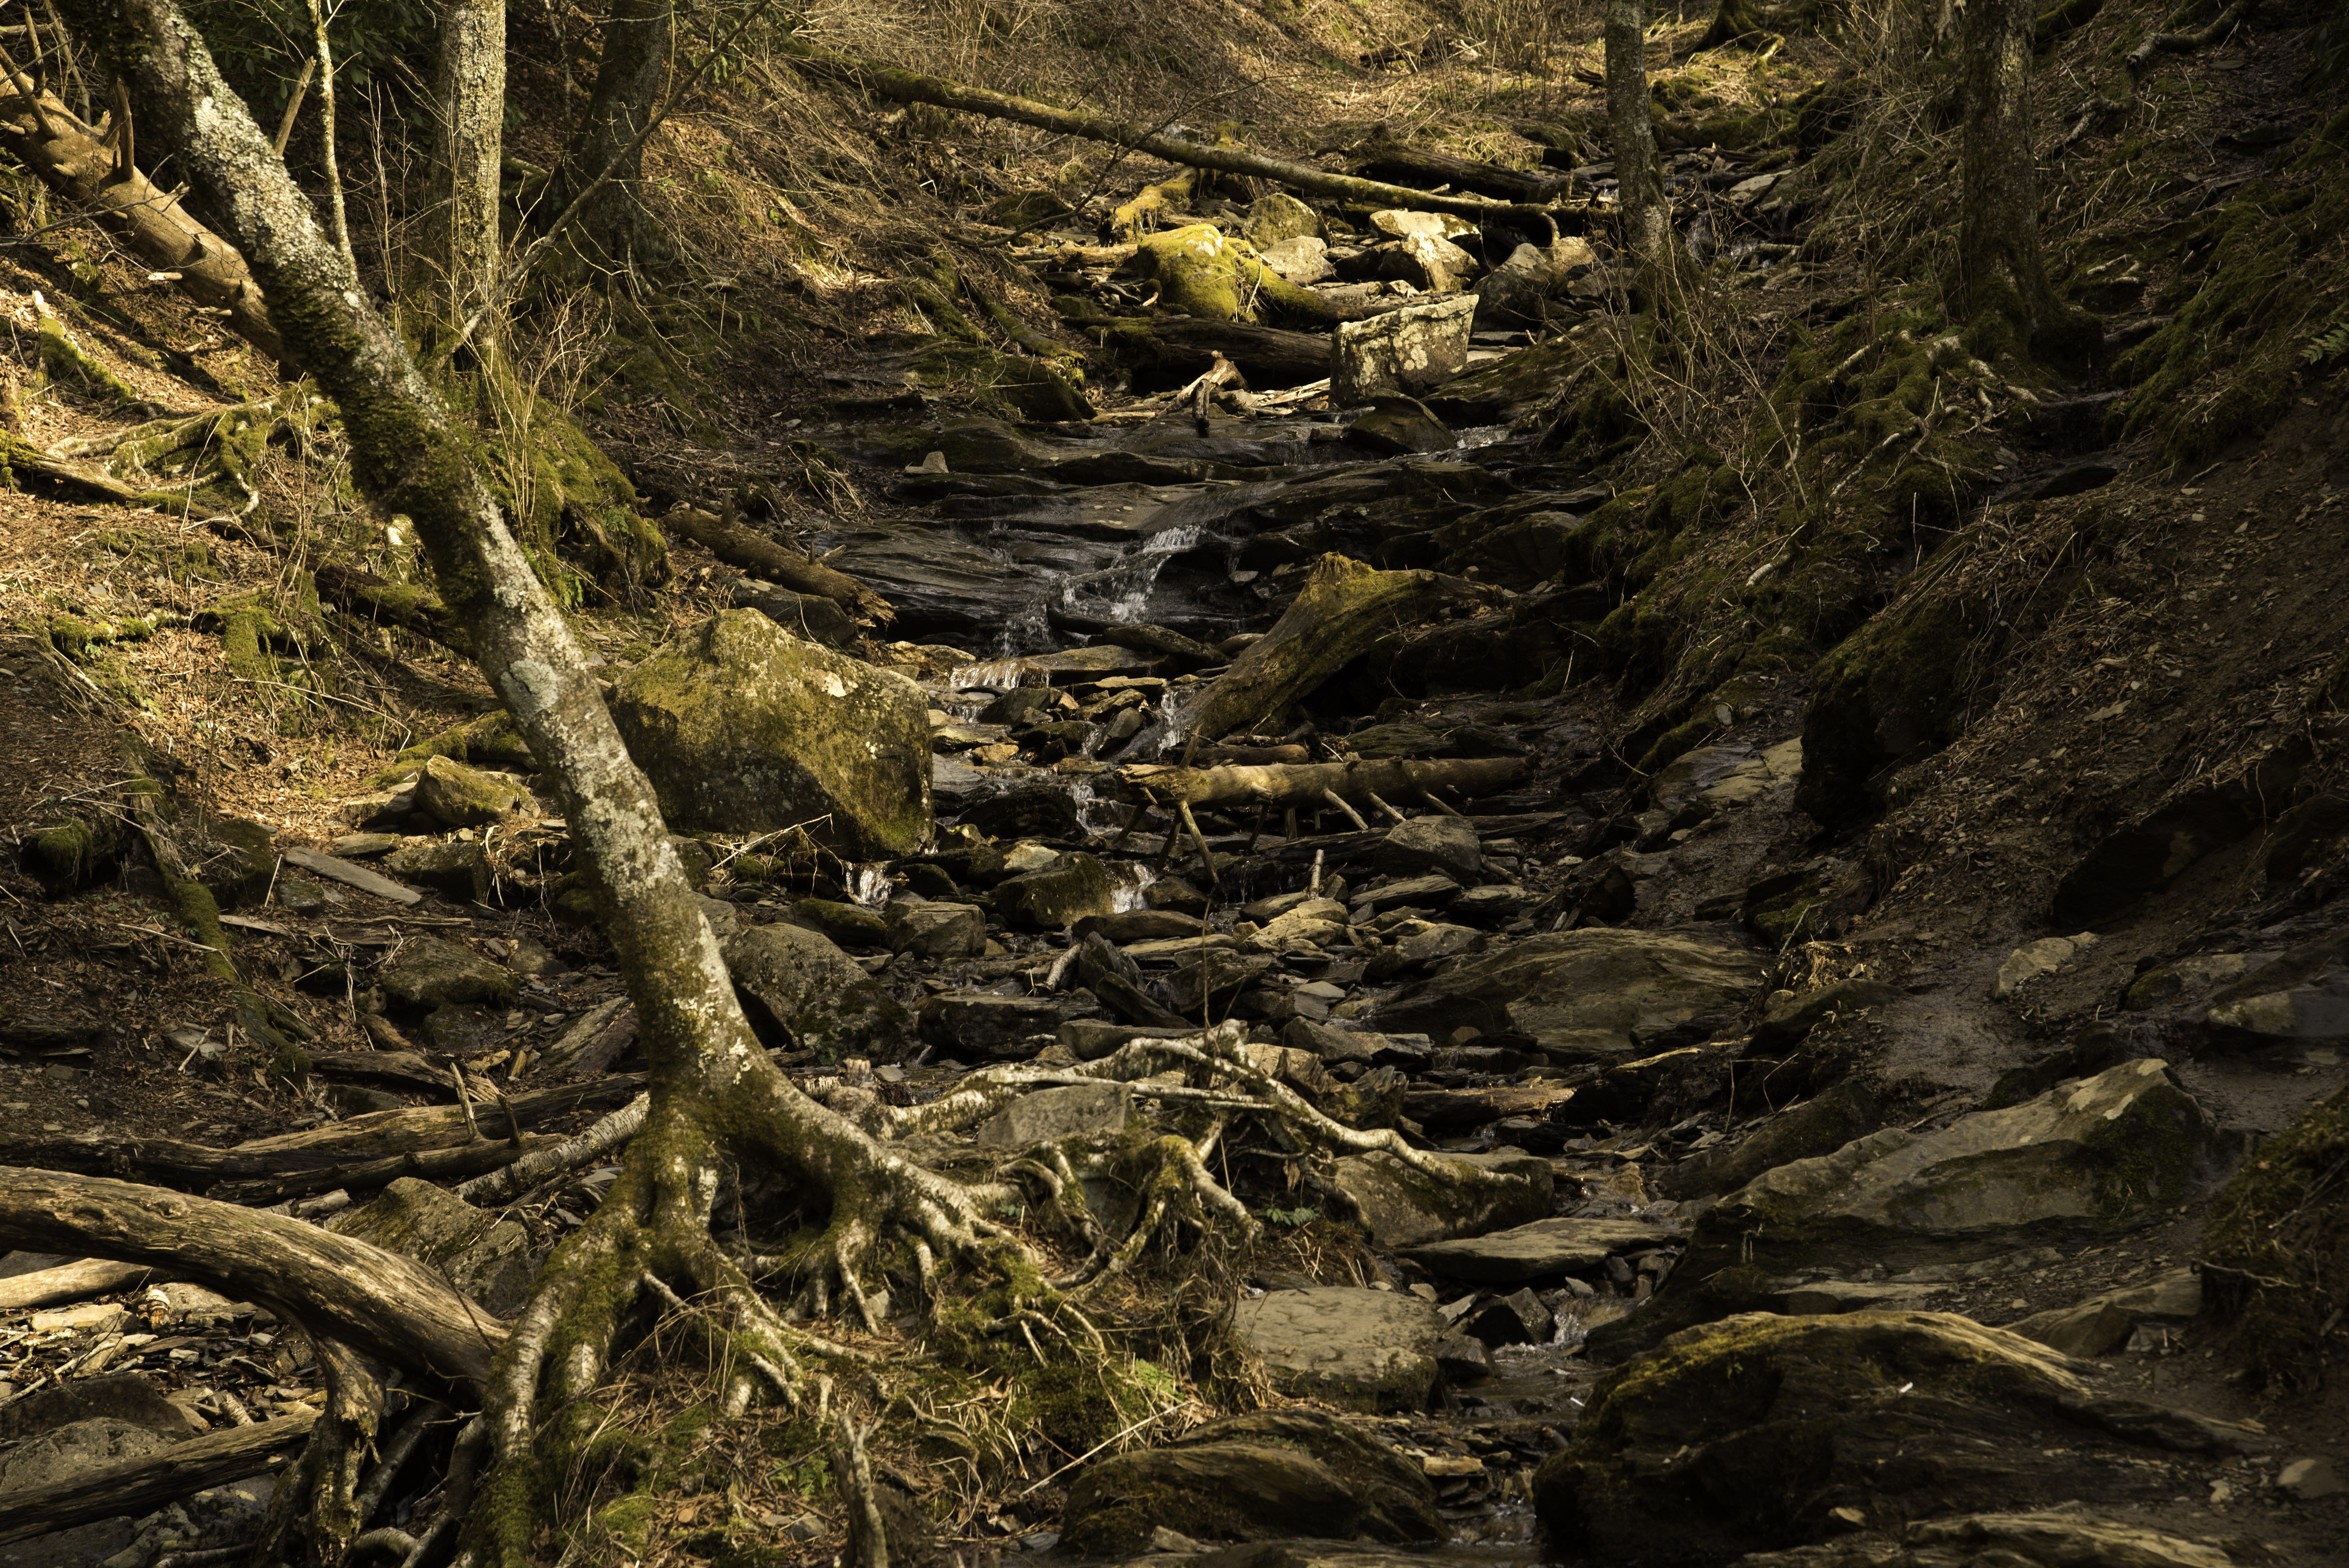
<box><xmin>1230</xmin><ymin>1286</ymin><xmax>1441</xmax><ymax>1411</ymax></box>
<box><xmin>1401</xmin><ymin>1217</ymin><xmax>1682</xmax><ymax>1282</ymax></box>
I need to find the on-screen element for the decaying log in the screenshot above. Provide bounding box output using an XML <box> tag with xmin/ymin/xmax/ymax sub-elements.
<box><xmin>0</xmin><ymin>85</ymin><xmax>282</xmax><ymax>359</ymax></box>
<box><xmin>772</xmin><ymin>39</ymin><xmax>1582</xmax><ymax>232</ymax></box>
<box><xmin>0</xmin><ymin>1255</ymin><xmax>155</xmax><ymax>1310</ymax></box>
<box><xmin>0</xmin><ymin>1406</ymin><xmax>319</xmax><ymax>1546</ymax></box>
<box><xmin>1347</xmin><ymin>144</ymin><xmax>1580</xmax><ymax>206</ymax></box>
<box><xmin>0</xmin><ymin>1170</ymin><xmax>506</xmax><ymax>1384</ymax></box>
<box><xmin>1084</xmin><ymin>315</ymin><xmax>1333</xmax><ymax>392</ymax></box>
<box><xmin>660</xmin><ymin>506</ymin><xmax>895</xmax><ymax>624</ymax></box>
<box><xmin>1403</xmin><ymin>1081</ymin><xmax>1575</xmax><ymax>1130</ymax></box>
<box><xmin>1117</xmin><ymin>754</ymin><xmax>1528</xmax><ymax>811</ymax></box>
<box><xmin>312</xmin><ymin>561</ymin><xmax>476</xmax><ymax>655</ymax></box>
<box><xmin>1178</xmin><ymin>554</ymin><xmax>1490</xmax><ymax>744</ymax></box>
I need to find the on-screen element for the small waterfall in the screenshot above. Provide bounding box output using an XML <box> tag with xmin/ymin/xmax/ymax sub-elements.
<box><xmin>944</xmin><ymin>657</ymin><xmax>1034</xmax><ymax>691</ymax></box>
<box><xmin>1106</xmin><ymin>860</ymin><xmax>1157</xmax><ymax>912</ymax></box>
<box><xmin>1055</xmin><ymin>523</ymin><xmax>1204</xmax><ymax>625</ymax></box>
<box><xmin>846</xmin><ymin>865</ymin><xmax>891</xmax><ymax>908</ymax></box>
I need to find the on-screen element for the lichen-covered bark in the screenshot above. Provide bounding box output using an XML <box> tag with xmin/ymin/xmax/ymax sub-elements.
<box><xmin>1605</xmin><ymin>0</ymin><xmax>1670</xmax><ymax>275</ymax></box>
<box><xmin>562</xmin><ymin>0</ymin><xmax>670</xmax><ymax>263</ymax></box>
<box><xmin>1956</xmin><ymin>0</ymin><xmax>2057</xmax><ymax>343</ymax></box>
<box><xmin>420</xmin><ymin>0</ymin><xmax>505</xmax><ymax>334</ymax></box>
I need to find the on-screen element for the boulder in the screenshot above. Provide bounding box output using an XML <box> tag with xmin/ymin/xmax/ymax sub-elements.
<box><xmin>975</xmin><ymin>1082</ymin><xmax>1131</xmax><ymax>1147</ymax></box>
<box><xmin>0</xmin><ymin>1374</ymin><xmax>203</xmax><ymax>1444</ymax></box>
<box><xmin>1258</xmin><ymin>235</ymin><xmax>1334</xmax><ymax>284</ymax></box>
<box><xmin>1346</xmin><ymin>395</ymin><xmax>1456</xmax><ymax>455</ymax></box>
<box><xmin>1126</xmin><ymin>224</ymin><xmax>1337</xmax><ymax>325</ymax></box>
<box><xmin>916</xmin><ymin>993</ymin><xmax>1063</xmax><ymax>1058</ymax></box>
<box><xmin>1074</xmin><ymin>909</ymin><xmax>1207</xmax><ymax>943</ymax></box>
<box><xmin>1060</xmin><ymin>1409</ymin><xmax>1439</xmax><ymax>1556</ymax></box>
<box><xmin>329</xmin><ymin>1176</ymin><xmax>534</xmax><ymax>1315</ymax></box>
<box><xmin>1230</xmin><ymin>1286</ymin><xmax>1444</xmax><ymax>1410</ymax></box>
<box><xmin>1379</xmin><ymin>231</ymin><xmax>1478</xmax><ymax>293</ymax></box>
<box><xmin>958</xmin><ymin>783</ymin><xmax>1084</xmax><ymax>841</ymax></box>
<box><xmin>1661</xmin><ymin>1080</ymin><xmax>1885</xmax><ymax>1199</ymax></box>
<box><xmin>1536</xmin><ymin>1311</ymin><xmax>2267</xmax><ymax>1566</ymax></box>
<box><xmin>1331</xmin><ymin>1147</ymin><xmax>1551</xmax><ymax>1247</ymax></box>
<box><xmin>192</xmin><ymin>816</ymin><xmax>276</xmax><ymax>907</ymax></box>
<box><xmin>888</xmin><ymin>900</ymin><xmax>986</xmax><ymax>959</ymax></box>
<box><xmin>608</xmin><ymin>609</ymin><xmax>932</xmax><ymax>858</ymax></box>
<box><xmin>1995</xmin><ymin>932</ymin><xmax>2100</xmax><ymax>997</ymax></box>
<box><xmin>381</xmin><ymin>836</ymin><xmax>492</xmax><ymax>902</ymax></box>
<box><xmin>1371</xmin><ymin>928</ymin><xmax>1766</xmax><ymax>1063</ymax></box>
<box><xmin>792</xmin><ymin>897</ymin><xmax>892</xmax><ymax>949</ymax></box>
<box><xmin>1374</xmin><ymin>816</ymin><xmax>1482</xmax><ymax>881</ymax></box>
<box><xmin>1331</xmin><ymin>296</ymin><xmax>1476</xmax><ymax>406</ymax></box>
<box><xmin>410</xmin><ymin>755</ymin><xmax>537</xmax><ymax>829</ymax></box>
<box><xmin>722</xmin><ymin>922</ymin><xmax>907</xmax><ymax>1057</ymax></box>
<box><xmin>1367</xmin><ymin>209</ymin><xmax>1477</xmax><ymax>242</ymax></box>
<box><xmin>378</xmin><ymin>935</ymin><xmax>515</xmax><ymax>1010</ymax></box>
<box><xmin>1243</xmin><ymin>192</ymin><xmax>1322</xmax><ymax>250</ymax></box>
<box><xmin>1401</xmin><ymin>1217</ymin><xmax>1684</xmax><ymax>1284</ymax></box>
<box><xmin>1460</xmin><ymin>1286</ymin><xmax>1552</xmax><ymax>1346</ymax></box>
<box><xmin>0</xmin><ymin>1415</ymin><xmax>177</xmax><ymax>1493</ymax></box>
<box><xmin>994</xmin><ymin>851</ymin><xmax>1117</xmax><ymax>930</ymax></box>
<box><xmin>2202</xmin><ymin>927</ymin><xmax>2349</xmax><ymax>1045</ymax></box>
<box><xmin>2007</xmin><ymin>1267</ymin><xmax>2202</xmax><ymax>1357</ymax></box>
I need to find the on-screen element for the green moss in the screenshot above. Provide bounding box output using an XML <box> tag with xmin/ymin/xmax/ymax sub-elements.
<box><xmin>2204</xmin><ymin>1086</ymin><xmax>2349</xmax><ymax>1392</ymax></box>
<box><xmin>37</xmin><ymin>313</ymin><xmax>142</xmax><ymax>404</ymax></box>
<box><xmin>1128</xmin><ymin>225</ymin><xmax>1339</xmax><ymax>326</ymax></box>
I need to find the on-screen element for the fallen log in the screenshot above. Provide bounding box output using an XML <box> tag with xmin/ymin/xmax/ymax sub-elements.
<box><xmin>1117</xmin><ymin>754</ymin><xmax>1528</xmax><ymax>811</ymax></box>
<box><xmin>0</xmin><ymin>1170</ymin><xmax>505</xmax><ymax>1385</ymax></box>
<box><xmin>0</xmin><ymin>1255</ymin><xmax>155</xmax><ymax>1310</ymax></box>
<box><xmin>1402</xmin><ymin>1080</ymin><xmax>1576</xmax><ymax>1130</ymax></box>
<box><xmin>768</xmin><ymin>41</ymin><xmax>1584</xmax><ymax>233</ymax></box>
<box><xmin>313</xmin><ymin>561</ymin><xmax>475</xmax><ymax>655</ymax></box>
<box><xmin>1084</xmin><ymin>315</ymin><xmax>1333</xmax><ymax>391</ymax></box>
<box><xmin>1177</xmin><ymin>554</ymin><xmax>1492</xmax><ymax>744</ymax></box>
<box><xmin>1347</xmin><ymin>144</ymin><xmax>1581</xmax><ymax>207</ymax></box>
<box><xmin>659</xmin><ymin>505</ymin><xmax>895</xmax><ymax>624</ymax></box>
<box><xmin>0</xmin><ymin>1406</ymin><xmax>318</xmax><ymax>1546</ymax></box>
<box><xmin>0</xmin><ymin>85</ymin><xmax>282</xmax><ymax>360</ymax></box>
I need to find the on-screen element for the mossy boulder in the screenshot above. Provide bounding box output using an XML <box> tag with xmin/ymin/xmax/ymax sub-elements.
<box><xmin>1536</xmin><ymin>1310</ymin><xmax>2265</xmax><ymax>1564</ymax></box>
<box><xmin>394</xmin><ymin>710</ymin><xmax>538</xmax><ymax>773</ymax></box>
<box><xmin>1241</xmin><ymin>192</ymin><xmax>1321</xmax><ymax>251</ymax></box>
<box><xmin>382</xmin><ymin>836</ymin><xmax>493</xmax><ymax>903</ymax></box>
<box><xmin>898</xmin><ymin>338</ymin><xmax>1091</xmax><ymax>422</ymax></box>
<box><xmin>1228</xmin><ymin>1287</ymin><xmax>1446</xmax><ymax>1413</ymax></box>
<box><xmin>1330</xmin><ymin>1146</ymin><xmax>1552</xmax><ymax>1247</ymax></box>
<box><xmin>721</xmin><ymin>921</ymin><xmax>907</xmax><ymax>1060</ymax></box>
<box><xmin>1126</xmin><ymin>225</ymin><xmax>1339</xmax><ymax>325</ymax></box>
<box><xmin>608</xmin><ymin>609</ymin><xmax>933</xmax><ymax>859</ymax></box>
<box><xmin>993</xmin><ymin>851</ymin><xmax>1115</xmax><ymax>930</ymax></box>
<box><xmin>790</xmin><ymin>897</ymin><xmax>891</xmax><ymax>950</ymax></box>
<box><xmin>2204</xmin><ymin>1084</ymin><xmax>2349</xmax><ymax>1392</ymax></box>
<box><xmin>378</xmin><ymin>936</ymin><xmax>516</xmax><ymax>1011</ymax></box>
<box><xmin>1795</xmin><ymin>583</ymin><xmax>1985</xmax><ymax>828</ymax></box>
<box><xmin>23</xmin><ymin>814</ymin><xmax>127</xmax><ymax>889</ymax></box>
<box><xmin>410</xmin><ymin>755</ymin><xmax>538</xmax><ymax>829</ymax></box>
<box><xmin>1060</xmin><ymin>1409</ymin><xmax>1440</xmax><ymax>1555</ymax></box>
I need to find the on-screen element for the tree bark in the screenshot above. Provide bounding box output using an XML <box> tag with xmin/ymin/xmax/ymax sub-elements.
<box><xmin>1605</xmin><ymin>0</ymin><xmax>1670</xmax><ymax>275</ymax></box>
<box><xmin>0</xmin><ymin>1407</ymin><xmax>319</xmax><ymax>1545</ymax></box>
<box><xmin>1955</xmin><ymin>0</ymin><xmax>2058</xmax><ymax>344</ymax></box>
<box><xmin>420</xmin><ymin>0</ymin><xmax>505</xmax><ymax>337</ymax></box>
<box><xmin>562</xmin><ymin>0</ymin><xmax>670</xmax><ymax>264</ymax></box>
<box><xmin>0</xmin><ymin>1169</ymin><xmax>504</xmax><ymax>1384</ymax></box>
<box><xmin>0</xmin><ymin>84</ymin><xmax>282</xmax><ymax>359</ymax></box>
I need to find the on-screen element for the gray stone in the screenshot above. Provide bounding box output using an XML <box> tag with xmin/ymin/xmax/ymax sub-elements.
<box><xmin>1243</xmin><ymin>192</ymin><xmax>1322</xmax><ymax>250</ymax></box>
<box><xmin>916</xmin><ymin>994</ymin><xmax>1062</xmax><ymax>1058</ymax></box>
<box><xmin>1432</xmin><ymin>1333</ymin><xmax>1493</xmax><ymax>1381</ymax></box>
<box><xmin>730</xmin><ymin>578</ymin><xmax>859</xmax><ymax>649</ymax></box>
<box><xmin>1374</xmin><ymin>818</ymin><xmax>1482</xmax><ymax>882</ymax></box>
<box><xmin>1073</xmin><ymin>909</ymin><xmax>1207</xmax><ymax>943</ymax></box>
<box><xmin>1663</xmin><ymin>1082</ymin><xmax>1886</xmax><ymax>1200</ymax></box>
<box><xmin>378</xmin><ymin>935</ymin><xmax>515</xmax><ymax>1010</ymax></box>
<box><xmin>1393</xmin><ymin>921</ymin><xmax>1485</xmax><ymax>965</ymax></box>
<box><xmin>975</xmin><ymin>1082</ymin><xmax>1131</xmax><ymax>1147</ymax></box>
<box><xmin>1360</xmin><ymin>874</ymin><xmax>1463</xmax><ymax>912</ymax></box>
<box><xmin>2278</xmin><ymin>1455</ymin><xmax>2343</xmax><ymax>1499</ymax></box>
<box><xmin>1230</xmin><ymin>1286</ymin><xmax>1444</xmax><ymax>1410</ymax></box>
<box><xmin>1449</xmin><ymin>884</ymin><xmax>1532</xmax><ymax>922</ymax></box>
<box><xmin>1331</xmin><ymin>295</ymin><xmax>1476</xmax><ymax>406</ymax></box>
<box><xmin>0</xmin><ymin>1416</ymin><xmax>176</xmax><ymax>1493</ymax></box>
<box><xmin>2007</xmin><ymin>1268</ymin><xmax>2203</xmax><ymax>1357</ymax></box>
<box><xmin>381</xmin><ymin>836</ymin><xmax>493</xmax><ymax>902</ymax></box>
<box><xmin>1401</xmin><ymin>1218</ymin><xmax>1683</xmax><ymax>1283</ymax></box>
<box><xmin>723</xmin><ymin>922</ymin><xmax>907</xmax><ymax>1057</ymax></box>
<box><xmin>1775</xmin><ymin>1279</ymin><xmax>1940</xmax><ymax>1314</ymax></box>
<box><xmin>1346</xmin><ymin>395</ymin><xmax>1456</xmax><ymax>456</ymax></box>
<box><xmin>1460</xmin><ymin>1286</ymin><xmax>1552</xmax><ymax>1347</ymax></box>
<box><xmin>1372</xmin><ymin>928</ymin><xmax>1766</xmax><ymax>1063</ymax></box>
<box><xmin>1331</xmin><ymin>1147</ymin><xmax>1552</xmax><ymax>1248</ymax></box>
<box><xmin>1995</xmin><ymin>932</ymin><xmax>2101</xmax><ymax>997</ymax></box>
<box><xmin>2205</xmin><ymin>928</ymin><xmax>2349</xmax><ymax>1044</ymax></box>
<box><xmin>608</xmin><ymin>609</ymin><xmax>933</xmax><ymax>858</ymax></box>
<box><xmin>329</xmin><ymin>1176</ymin><xmax>535</xmax><ymax>1315</ymax></box>
<box><xmin>994</xmin><ymin>852</ymin><xmax>1116</xmax><ymax>930</ymax></box>
<box><xmin>1256</xmin><ymin>235</ymin><xmax>1333</xmax><ymax>284</ymax></box>
<box><xmin>0</xmin><ymin>1375</ymin><xmax>202</xmax><ymax>1445</ymax></box>
<box><xmin>274</xmin><ymin>876</ymin><xmax>328</xmax><ymax>913</ymax></box>
<box><xmin>889</xmin><ymin>901</ymin><xmax>986</xmax><ymax>959</ymax></box>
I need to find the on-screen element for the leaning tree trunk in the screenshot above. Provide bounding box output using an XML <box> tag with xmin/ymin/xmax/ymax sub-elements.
<box><xmin>1955</xmin><ymin>0</ymin><xmax>2060</xmax><ymax>349</ymax></box>
<box><xmin>561</xmin><ymin>0</ymin><xmax>670</xmax><ymax>264</ymax></box>
<box><xmin>417</xmin><ymin>0</ymin><xmax>505</xmax><ymax>345</ymax></box>
<box><xmin>1605</xmin><ymin>0</ymin><xmax>1670</xmax><ymax>283</ymax></box>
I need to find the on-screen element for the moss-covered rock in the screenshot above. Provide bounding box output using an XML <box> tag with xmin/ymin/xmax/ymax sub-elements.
<box><xmin>383</xmin><ymin>836</ymin><xmax>494</xmax><ymax>903</ymax></box>
<box><xmin>194</xmin><ymin>817</ymin><xmax>277</xmax><ymax>910</ymax></box>
<box><xmin>330</xmin><ymin>1176</ymin><xmax>536</xmax><ymax>1315</ymax></box>
<box><xmin>378</xmin><ymin>935</ymin><xmax>516</xmax><ymax>1011</ymax></box>
<box><xmin>608</xmin><ymin>609</ymin><xmax>933</xmax><ymax>859</ymax></box>
<box><xmin>2204</xmin><ymin>1084</ymin><xmax>2349</xmax><ymax>1392</ymax></box>
<box><xmin>721</xmin><ymin>921</ymin><xmax>907</xmax><ymax>1060</ymax></box>
<box><xmin>789</xmin><ymin>897</ymin><xmax>891</xmax><ymax>950</ymax></box>
<box><xmin>410</xmin><ymin>755</ymin><xmax>539</xmax><ymax>829</ymax></box>
<box><xmin>993</xmin><ymin>852</ymin><xmax>1115</xmax><ymax>930</ymax></box>
<box><xmin>1330</xmin><ymin>1146</ymin><xmax>1553</xmax><ymax>1248</ymax></box>
<box><xmin>1126</xmin><ymin>225</ymin><xmax>1339</xmax><ymax>326</ymax></box>
<box><xmin>394</xmin><ymin>710</ymin><xmax>539</xmax><ymax>772</ymax></box>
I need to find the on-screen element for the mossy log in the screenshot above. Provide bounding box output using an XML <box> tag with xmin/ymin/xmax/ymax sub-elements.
<box><xmin>1127</xmin><ymin>224</ymin><xmax>1340</xmax><ymax>326</ymax></box>
<box><xmin>1180</xmin><ymin>554</ymin><xmax>1485</xmax><ymax>744</ymax></box>
<box><xmin>0</xmin><ymin>85</ymin><xmax>282</xmax><ymax>359</ymax></box>
<box><xmin>1115</xmin><ymin>754</ymin><xmax>1527</xmax><ymax>811</ymax></box>
<box><xmin>313</xmin><ymin>560</ymin><xmax>476</xmax><ymax>654</ymax></box>
<box><xmin>660</xmin><ymin>505</ymin><xmax>895</xmax><ymax>624</ymax></box>
<box><xmin>1347</xmin><ymin>144</ymin><xmax>1578</xmax><ymax>205</ymax></box>
<box><xmin>1089</xmin><ymin>315</ymin><xmax>1333</xmax><ymax>391</ymax></box>
<box><xmin>774</xmin><ymin>37</ymin><xmax>1583</xmax><ymax>231</ymax></box>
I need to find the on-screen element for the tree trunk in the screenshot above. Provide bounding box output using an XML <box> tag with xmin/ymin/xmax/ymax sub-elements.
<box><xmin>419</xmin><ymin>0</ymin><xmax>505</xmax><ymax>341</ymax></box>
<box><xmin>1955</xmin><ymin>0</ymin><xmax>2058</xmax><ymax>347</ymax></box>
<box><xmin>562</xmin><ymin>0</ymin><xmax>670</xmax><ymax>264</ymax></box>
<box><xmin>1605</xmin><ymin>0</ymin><xmax>1670</xmax><ymax>276</ymax></box>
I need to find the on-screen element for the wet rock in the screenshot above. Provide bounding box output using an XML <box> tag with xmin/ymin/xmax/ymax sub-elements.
<box><xmin>1389</xmin><ymin>921</ymin><xmax>1485</xmax><ymax>966</ymax></box>
<box><xmin>410</xmin><ymin>755</ymin><xmax>537</xmax><ymax>829</ymax></box>
<box><xmin>1662</xmin><ymin>1080</ymin><xmax>1885</xmax><ymax>1199</ymax></box>
<box><xmin>994</xmin><ymin>851</ymin><xmax>1116</xmax><ymax>930</ymax></box>
<box><xmin>1373</xmin><ymin>816</ymin><xmax>1482</xmax><ymax>882</ymax></box>
<box><xmin>1372</xmin><ymin>928</ymin><xmax>1766</xmax><ymax>1064</ymax></box>
<box><xmin>1248</xmin><ymin>897</ymin><xmax>1351</xmax><ymax>951</ymax></box>
<box><xmin>2008</xmin><ymin>1268</ymin><xmax>2202</xmax><ymax>1357</ymax></box>
<box><xmin>1433</xmin><ymin>1331</ymin><xmax>1493</xmax><ymax>1380</ymax></box>
<box><xmin>1614</xmin><ymin>1061</ymin><xmax>2220</xmax><ymax>1355</ymax></box>
<box><xmin>1147</xmin><ymin>877</ymin><xmax>1210</xmax><ymax>915</ymax></box>
<box><xmin>975</xmin><ymin>1082</ymin><xmax>1130</xmax><ymax>1146</ymax></box>
<box><xmin>330</xmin><ymin>1176</ymin><xmax>533</xmax><ymax>1314</ymax></box>
<box><xmin>2202</xmin><ymin>928</ymin><xmax>2349</xmax><ymax>1046</ymax></box>
<box><xmin>888</xmin><ymin>900</ymin><xmax>986</xmax><ymax>959</ymax></box>
<box><xmin>1346</xmin><ymin>394</ymin><xmax>1456</xmax><ymax>456</ymax></box>
<box><xmin>1358</xmin><ymin>873</ymin><xmax>1462</xmax><ymax>912</ymax></box>
<box><xmin>1995</xmin><ymin>932</ymin><xmax>2101</xmax><ymax>997</ymax></box>
<box><xmin>723</xmin><ymin>922</ymin><xmax>907</xmax><ymax>1057</ymax></box>
<box><xmin>1230</xmin><ymin>1286</ymin><xmax>1445</xmax><ymax>1410</ymax></box>
<box><xmin>1402</xmin><ymin>1217</ymin><xmax>1684</xmax><ymax>1284</ymax></box>
<box><xmin>1450</xmin><ymin>884</ymin><xmax>1533</xmax><ymax>922</ymax></box>
<box><xmin>1538</xmin><ymin>1311</ymin><xmax>2269</xmax><ymax>1564</ymax></box>
<box><xmin>1158</xmin><ymin>948</ymin><xmax>1276</xmax><ymax>1018</ymax></box>
<box><xmin>916</xmin><ymin>994</ymin><xmax>1063</xmax><ymax>1058</ymax></box>
<box><xmin>729</xmin><ymin>577</ymin><xmax>860</xmax><ymax>649</ymax></box>
<box><xmin>1243</xmin><ymin>192</ymin><xmax>1322</xmax><ymax>250</ymax></box>
<box><xmin>381</xmin><ymin>836</ymin><xmax>492</xmax><ymax>902</ymax></box>
<box><xmin>1331</xmin><ymin>1147</ymin><xmax>1551</xmax><ymax>1247</ymax></box>
<box><xmin>1460</xmin><ymin>1286</ymin><xmax>1552</xmax><ymax>1346</ymax></box>
<box><xmin>378</xmin><ymin>935</ymin><xmax>514</xmax><ymax>1010</ymax></box>
<box><xmin>1061</xmin><ymin>1409</ymin><xmax>1440</xmax><ymax>1555</ymax></box>
<box><xmin>1074</xmin><ymin>909</ymin><xmax>1207</xmax><ymax>942</ymax></box>
<box><xmin>1331</xmin><ymin>296</ymin><xmax>1476</xmax><ymax>406</ymax></box>
<box><xmin>608</xmin><ymin>609</ymin><xmax>932</xmax><ymax>858</ymax></box>
<box><xmin>794</xmin><ymin>897</ymin><xmax>892</xmax><ymax>950</ymax></box>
